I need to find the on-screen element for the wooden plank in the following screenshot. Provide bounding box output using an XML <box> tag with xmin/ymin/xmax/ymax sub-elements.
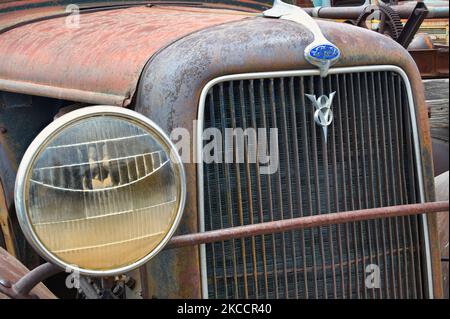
<box><xmin>0</xmin><ymin>181</ymin><xmax>16</xmax><ymax>256</ymax></box>
<box><xmin>424</xmin><ymin>79</ymin><xmax>449</xmax><ymax>142</ymax></box>
<box><xmin>0</xmin><ymin>247</ymin><xmax>56</xmax><ymax>299</ymax></box>
<box><xmin>428</xmin><ymin>99</ymin><xmax>449</xmax><ymax>129</ymax></box>
<box><xmin>423</xmin><ymin>79</ymin><xmax>449</xmax><ymax>101</ymax></box>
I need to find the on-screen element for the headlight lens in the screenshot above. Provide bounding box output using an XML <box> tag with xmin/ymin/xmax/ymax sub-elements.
<box><xmin>15</xmin><ymin>106</ymin><xmax>185</xmax><ymax>275</ymax></box>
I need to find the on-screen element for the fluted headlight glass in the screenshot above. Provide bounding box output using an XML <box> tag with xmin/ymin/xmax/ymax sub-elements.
<box><xmin>15</xmin><ymin>106</ymin><xmax>185</xmax><ymax>275</ymax></box>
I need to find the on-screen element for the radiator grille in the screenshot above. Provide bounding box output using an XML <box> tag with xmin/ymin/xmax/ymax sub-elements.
<box><xmin>201</xmin><ymin>70</ymin><xmax>427</xmax><ymax>299</ymax></box>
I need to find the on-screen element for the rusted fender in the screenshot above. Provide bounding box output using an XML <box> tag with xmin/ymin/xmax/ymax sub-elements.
<box><xmin>0</xmin><ymin>6</ymin><xmax>251</xmax><ymax>106</ymax></box>
<box><xmin>0</xmin><ymin>247</ymin><xmax>56</xmax><ymax>299</ymax></box>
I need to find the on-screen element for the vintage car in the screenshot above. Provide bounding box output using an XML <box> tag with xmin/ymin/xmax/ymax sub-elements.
<box><xmin>0</xmin><ymin>0</ymin><xmax>449</xmax><ymax>299</ymax></box>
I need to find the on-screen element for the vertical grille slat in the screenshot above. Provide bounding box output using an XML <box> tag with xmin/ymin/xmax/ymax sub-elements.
<box><xmin>369</xmin><ymin>72</ymin><xmax>391</xmax><ymax>298</ymax></box>
<box><xmin>228</xmin><ymin>81</ymin><xmax>250</xmax><ymax>299</ymax></box>
<box><xmin>295</xmin><ymin>77</ymin><xmax>311</xmax><ymax>299</ymax></box>
<box><xmin>329</xmin><ymin>74</ymin><xmax>347</xmax><ymax>298</ymax></box>
<box><xmin>206</xmin><ymin>91</ymin><xmax>225</xmax><ymax>298</ymax></box>
<box><xmin>202</xmin><ymin>70</ymin><xmax>427</xmax><ymax>299</ymax></box>
<box><xmin>302</xmin><ymin>76</ymin><xmax>319</xmax><ymax>299</ymax></box>
<box><xmin>249</xmin><ymin>79</ymin><xmax>270</xmax><ymax>298</ymax></box>
<box><xmin>383</xmin><ymin>71</ymin><xmax>404</xmax><ymax>299</ymax></box>
<box><xmin>258</xmin><ymin>79</ymin><xmax>280</xmax><ymax>299</ymax></box>
<box><xmin>401</xmin><ymin>77</ymin><xmax>424</xmax><ymax>298</ymax></box>
<box><xmin>376</xmin><ymin>72</ymin><xmax>398</xmax><ymax>299</ymax></box>
<box><xmin>334</xmin><ymin>74</ymin><xmax>352</xmax><ymax>299</ymax></box>
<box><xmin>389</xmin><ymin>72</ymin><xmax>410</xmax><ymax>298</ymax></box>
<box><xmin>324</xmin><ymin>76</ymin><xmax>338</xmax><ymax>299</ymax></box>
<box><xmin>279</xmin><ymin>78</ymin><xmax>300</xmax><ymax>299</ymax></box>
<box><xmin>341</xmin><ymin>74</ymin><xmax>359</xmax><ymax>298</ymax></box>
<box><xmin>355</xmin><ymin>73</ymin><xmax>371</xmax><ymax>299</ymax></box>
<box><xmin>309</xmin><ymin>76</ymin><xmax>330</xmax><ymax>299</ymax></box>
<box><xmin>288</xmin><ymin>77</ymin><xmax>307</xmax><ymax>299</ymax></box>
<box><xmin>246</xmin><ymin>80</ymin><xmax>261</xmax><ymax>298</ymax></box>
<box><xmin>390</xmin><ymin>73</ymin><xmax>412</xmax><ymax>298</ymax></box>
<box><xmin>220</xmin><ymin>83</ymin><xmax>240</xmax><ymax>298</ymax></box>
<box><xmin>268</xmin><ymin>78</ymin><xmax>289</xmax><ymax>298</ymax></box>
<box><xmin>362</xmin><ymin>72</ymin><xmax>382</xmax><ymax>299</ymax></box>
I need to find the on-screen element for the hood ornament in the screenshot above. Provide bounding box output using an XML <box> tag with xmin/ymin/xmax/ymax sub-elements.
<box><xmin>263</xmin><ymin>0</ymin><xmax>341</xmax><ymax>77</ymax></box>
<box><xmin>305</xmin><ymin>92</ymin><xmax>336</xmax><ymax>143</ymax></box>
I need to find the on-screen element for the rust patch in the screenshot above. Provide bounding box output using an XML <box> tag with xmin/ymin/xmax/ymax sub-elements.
<box><xmin>0</xmin><ymin>6</ymin><xmax>250</xmax><ymax>105</ymax></box>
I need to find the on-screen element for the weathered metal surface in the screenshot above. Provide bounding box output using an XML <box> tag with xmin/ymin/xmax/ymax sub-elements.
<box><xmin>0</xmin><ymin>247</ymin><xmax>56</xmax><ymax>299</ymax></box>
<box><xmin>410</xmin><ymin>46</ymin><xmax>449</xmax><ymax>79</ymax></box>
<box><xmin>0</xmin><ymin>5</ymin><xmax>67</xmax><ymax>33</ymax></box>
<box><xmin>166</xmin><ymin>201</ymin><xmax>449</xmax><ymax>249</ymax></box>
<box><xmin>0</xmin><ymin>1</ymin><xmax>265</xmax><ymax>32</ymax></box>
<box><xmin>134</xmin><ymin>16</ymin><xmax>439</xmax><ymax>298</ymax></box>
<box><xmin>409</xmin><ymin>34</ymin><xmax>436</xmax><ymax>50</ymax></box>
<box><xmin>0</xmin><ymin>2</ymin><xmax>443</xmax><ymax>298</ymax></box>
<box><xmin>0</xmin><ymin>6</ymin><xmax>251</xmax><ymax>106</ymax></box>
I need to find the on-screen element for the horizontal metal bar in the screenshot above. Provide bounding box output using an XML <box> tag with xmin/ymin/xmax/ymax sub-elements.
<box><xmin>304</xmin><ymin>4</ymin><xmax>448</xmax><ymax>19</ymax></box>
<box><xmin>0</xmin><ymin>78</ymin><xmax>127</xmax><ymax>107</ymax></box>
<box><xmin>166</xmin><ymin>201</ymin><xmax>449</xmax><ymax>250</ymax></box>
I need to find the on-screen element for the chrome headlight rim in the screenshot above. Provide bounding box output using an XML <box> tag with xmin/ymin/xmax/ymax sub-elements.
<box><xmin>14</xmin><ymin>105</ymin><xmax>186</xmax><ymax>277</ymax></box>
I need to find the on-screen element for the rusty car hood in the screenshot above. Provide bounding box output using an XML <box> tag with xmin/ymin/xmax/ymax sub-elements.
<box><xmin>0</xmin><ymin>5</ymin><xmax>252</xmax><ymax>105</ymax></box>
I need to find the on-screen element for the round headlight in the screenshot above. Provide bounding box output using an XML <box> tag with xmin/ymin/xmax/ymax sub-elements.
<box><xmin>15</xmin><ymin>106</ymin><xmax>185</xmax><ymax>276</ymax></box>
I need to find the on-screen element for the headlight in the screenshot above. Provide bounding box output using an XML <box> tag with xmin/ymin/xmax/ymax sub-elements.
<box><xmin>15</xmin><ymin>106</ymin><xmax>186</xmax><ymax>276</ymax></box>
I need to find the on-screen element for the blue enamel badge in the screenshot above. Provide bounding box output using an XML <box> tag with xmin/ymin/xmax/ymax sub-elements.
<box><xmin>309</xmin><ymin>44</ymin><xmax>340</xmax><ymax>61</ymax></box>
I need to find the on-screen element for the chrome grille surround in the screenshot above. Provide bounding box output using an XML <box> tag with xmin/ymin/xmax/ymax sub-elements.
<box><xmin>196</xmin><ymin>65</ymin><xmax>432</xmax><ymax>299</ymax></box>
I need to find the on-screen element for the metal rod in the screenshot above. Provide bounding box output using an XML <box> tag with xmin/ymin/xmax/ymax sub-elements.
<box><xmin>166</xmin><ymin>201</ymin><xmax>449</xmax><ymax>250</ymax></box>
<box><xmin>13</xmin><ymin>262</ymin><xmax>62</xmax><ymax>297</ymax></box>
<box><xmin>303</xmin><ymin>4</ymin><xmax>448</xmax><ymax>20</ymax></box>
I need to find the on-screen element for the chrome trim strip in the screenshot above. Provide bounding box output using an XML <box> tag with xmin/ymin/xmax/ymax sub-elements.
<box><xmin>196</xmin><ymin>65</ymin><xmax>433</xmax><ymax>299</ymax></box>
<box><xmin>15</xmin><ymin>105</ymin><xmax>187</xmax><ymax>277</ymax></box>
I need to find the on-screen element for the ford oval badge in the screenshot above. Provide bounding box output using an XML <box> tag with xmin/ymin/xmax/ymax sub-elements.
<box><xmin>309</xmin><ymin>44</ymin><xmax>340</xmax><ymax>61</ymax></box>
<box><xmin>305</xmin><ymin>42</ymin><xmax>341</xmax><ymax>77</ymax></box>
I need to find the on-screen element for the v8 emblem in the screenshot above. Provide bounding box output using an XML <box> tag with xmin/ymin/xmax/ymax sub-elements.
<box><xmin>305</xmin><ymin>92</ymin><xmax>336</xmax><ymax>143</ymax></box>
